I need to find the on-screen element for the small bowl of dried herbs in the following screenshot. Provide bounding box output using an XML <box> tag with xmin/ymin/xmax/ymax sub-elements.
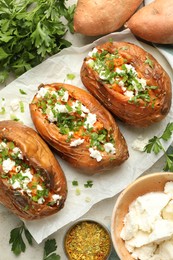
<box><xmin>64</xmin><ymin>219</ymin><xmax>112</xmax><ymax>260</ymax></box>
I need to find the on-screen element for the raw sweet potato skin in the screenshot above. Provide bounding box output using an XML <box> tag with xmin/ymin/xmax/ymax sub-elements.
<box><xmin>30</xmin><ymin>83</ymin><xmax>129</xmax><ymax>174</ymax></box>
<box><xmin>73</xmin><ymin>0</ymin><xmax>143</xmax><ymax>36</ymax></box>
<box><xmin>126</xmin><ymin>0</ymin><xmax>173</xmax><ymax>44</ymax></box>
<box><xmin>81</xmin><ymin>41</ymin><xmax>172</xmax><ymax>127</ymax></box>
<box><xmin>0</xmin><ymin>120</ymin><xmax>67</xmax><ymax>220</ymax></box>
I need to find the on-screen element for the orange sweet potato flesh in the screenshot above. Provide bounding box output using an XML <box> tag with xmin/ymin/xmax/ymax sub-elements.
<box><xmin>0</xmin><ymin>120</ymin><xmax>67</xmax><ymax>220</ymax></box>
<box><xmin>126</xmin><ymin>0</ymin><xmax>173</xmax><ymax>44</ymax></box>
<box><xmin>30</xmin><ymin>83</ymin><xmax>129</xmax><ymax>174</ymax></box>
<box><xmin>80</xmin><ymin>41</ymin><xmax>172</xmax><ymax>127</ymax></box>
<box><xmin>73</xmin><ymin>0</ymin><xmax>143</xmax><ymax>36</ymax></box>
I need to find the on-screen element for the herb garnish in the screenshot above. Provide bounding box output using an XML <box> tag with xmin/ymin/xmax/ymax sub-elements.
<box><xmin>19</xmin><ymin>89</ymin><xmax>27</xmax><ymax>95</ymax></box>
<box><xmin>9</xmin><ymin>222</ymin><xmax>61</xmax><ymax>259</ymax></box>
<box><xmin>9</xmin><ymin>222</ymin><xmax>33</xmax><ymax>256</ymax></box>
<box><xmin>84</xmin><ymin>180</ymin><xmax>93</xmax><ymax>188</ymax></box>
<box><xmin>144</xmin><ymin>122</ymin><xmax>173</xmax><ymax>171</ymax></box>
<box><xmin>43</xmin><ymin>239</ymin><xmax>60</xmax><ymax>260</ymax></box>
<box><xmin>88</xmin><ymin>49</ymin><xmax>158</xmax><ymax>105</ymax></box>
<box><xmin>0</xmin><ymin>0</ymin><xmax>75</xmax><ymax>83</ymax></box>
<box><xmin>145</xmin><ymin>56</ymin><xmax>154</xmax><ymax>68</ymax></box>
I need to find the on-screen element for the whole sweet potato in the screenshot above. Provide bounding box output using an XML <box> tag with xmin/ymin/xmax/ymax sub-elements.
<box><xmin>81</xmin><ymin>41</ymin><xmax>172</xmax><ymax>127</ymax></box>
<box><xmin>126</xmin><ymin>0</ymin><xmax>173</xmax><ymax>44</ymax></box>
<box><xmin>30</xmin><ymin>83</ymin><xmax>129</xmax><ymax>174</ymax></box>
<box><xmin>0</xmin><ymin>120</ymin><xmax>67</xmax><ymax>220</ymax></box>
<box><xmin>73</xmin><ymin>0</ymin><xmax>143</xmax><ymax>36</ymax></box>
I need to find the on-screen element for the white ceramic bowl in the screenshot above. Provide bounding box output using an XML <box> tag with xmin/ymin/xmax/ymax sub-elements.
<box><xmin>111</xmin><ymin>172</ymin><xmax>173</xmax><ymax>260</ymax></box>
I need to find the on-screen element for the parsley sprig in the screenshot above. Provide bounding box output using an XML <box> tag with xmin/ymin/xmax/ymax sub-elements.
<box><xmin>43</xmin><ymin>239</ymin><xmax>60</xmax><ymax>260</ymax></box>
<box><xmin>0</xmin><ymin>0</ymin><xmax>75</xmax><ymax>83</ymax></box>
<box><xmin>144</xmin><ymin>122</ymin><xmax>173</xmax><ymax>171</ymax></box>
<box><xmin>9</xmin><ymin>222</ymin><xmax>33</xmax><ymax>256</ymax></box>
<box><xmin>9</xmin><ymin>222</ymin><xmax>61</xmax><ymax>259</ymax></box>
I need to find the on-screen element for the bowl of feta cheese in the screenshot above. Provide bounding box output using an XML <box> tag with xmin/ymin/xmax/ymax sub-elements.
<box><xmin>111</xmin><ymin>172</ymin><xmax>173</xmax><ymax>260</ymax></box>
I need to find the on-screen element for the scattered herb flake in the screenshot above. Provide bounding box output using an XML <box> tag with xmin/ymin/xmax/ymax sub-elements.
<box><xmin>145</xmin><ymin>56</ymin><xmax>154</xmax><ymax>68</ymax></box>
<box><xmin>84</xmin><ymin>180</ymin><xmax>93</xmax><ymax>188</ymax></box>
<box><xmin>72</xmin><ymin>180</ymin><xmax>79</xmax><ymax>186</ymax></box>
<box><xmin>19</xmin><ymin>89</ymin><xmax>27</xmax><ymax>95</ymax></box>
<box><xmin>19</xmin><ymin>101</ymin><xmax>25</xmax><ymax>113</ymax></box>
<box><xmin>75</xmin><ymin>188</ymin><xmax>81</xmax><ymax>196</ymax></box>
<box><xmin>67</xmin><ymin>73</ymin><xmax>75</xmax><ymax>80</ymax></box>
<box><xmin>0</xmin><ymin>107</ymin><xmax>5</xmax><ymax>115</ymax></box>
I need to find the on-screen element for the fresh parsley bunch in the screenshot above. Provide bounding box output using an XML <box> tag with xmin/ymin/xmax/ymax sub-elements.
<box><xmin>0</xmin><ymin>0</ymin><xmax>75</xmax><ymax>83</ymax></box>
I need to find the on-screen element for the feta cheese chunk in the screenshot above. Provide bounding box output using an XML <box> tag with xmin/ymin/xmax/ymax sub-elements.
<box><xmin>2</xmin><ymin>158</ymin><xmax>15</xmax><ymax>173</ymax></box>
<box><xmin>70</xmin><ymin>138</ymin><xmax>84</xmax><ymax>147</ymax></box>
<box><xmin>89</xmin><ymin>148</ymin><xmax>102</xmax><ymax>162</ymax></box>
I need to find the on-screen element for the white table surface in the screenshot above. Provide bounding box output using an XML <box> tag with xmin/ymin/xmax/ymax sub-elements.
<box><xmin>0</xmin><ymin>19</ymin><xmax>172</xmax><ymax>260</ymax></box>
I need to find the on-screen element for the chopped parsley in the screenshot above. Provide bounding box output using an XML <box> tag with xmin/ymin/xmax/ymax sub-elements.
<box><xmin>84</xmin><ymin>180</ymin><xmax>93</xmax><ymax>188</ymax></box>
<box><xmin>88</xmin><ymin>48</ymin><xmax>158</xmax><ymax>105</ymax></box>
<box><xmin>34</xmin><ymin>86</ymin><xmax>116</xmax><ymax>157</ymax></box>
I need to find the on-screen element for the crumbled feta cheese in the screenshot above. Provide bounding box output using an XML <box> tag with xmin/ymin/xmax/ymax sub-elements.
<box><xmin>0</xmin><ymin>141</ymin><xmax>7</xmax><ymax>151</ymax></box>
<box><xmin>125</xmin><ymin>64</ymin><xmax>137</xmax><ymax>75</ymax></box>
<box><xmin>89</xmin><ymin>148</ymin><xmax>102</xmax><ymax>162</ymax></box>
<box><xmin>10</xmin><ymin>99</ymin><xmax>19</xmax><ymax>111</ymax></box>
<box><xmin>131</xmin><ymin>243</ymin><xmax>157</xmax><ymax>260</ymax></box>
<box><xmin>61</xmin><ymin>90</ymin><xmax>69</xmax><ymax>102</ymax></box>
<box><xmin>22</xmin><ymin>168</ymin><xmax>33</xmax><ymax>182</ymax></box>
<box><xmin>164</xmin><ymin>181</ymin><xmax>173</xmax><ymax>199</ymax></box>
<box><xmin>138</xmin><ymin>78</ymin><xmax>147</xmax><ymax>89</ymax></box>
<box><xmin>47</xmin><ymin>109</ymin><xmax>56</xmax><ymax>122</ymax></box>
<box><xmin>99</xmin><ymin>71</ymin><xmax>107</xmax><ymax>80</ymax></box>
<box><xmin>11</xmin><ymin>180</ymin><xmax>21</xmax><ymax>189</ymax></box>
<box><xmin>84</xmin><ymin>113</ymin><xmax>97</xmax><ymax>128</ymax></box>
<box><xmin>88</xmin><ymin>47</ymin><xmax>98</xmax><ymax>57</ymax></box>
<box><xmin>70</xmin><ymin>138</ymin><xmax>84</xmax><ymax>147</ymax></box>
<box><xmin>2</xmin><ymin>158</ymin><xmax>15</xmax><ymax>173</ymax></box>
<box><xmin>124</xmin><ymin>90</ymin><xmax>134</xmax><ymax>98</ymax></box>
<box><xmin>86</xmin><ymin>59</ymin><xmax>94</xmax><ymax>67</ymax></box>
<box><xmin>131</xmin><ymin>135</ymin><xmax>149</xmax><ymax>152</ymax></box>
<box><xmin>36</xmin><ymin>87</ymin><xmax>48</xmax><ymax>98</ymax></box>
<box><xmin>52</xmin><ymin>194</ymin><xmax>62</xmax><ymax>203</ymax></box>
<box><xmin>118</xmin><ymin>80</ymin><xmax>125</xmax><ymax>88</ymax></box>
<box><xmin>37</xmin><ymin>197</ymin><xmax>45</xmax><ymax>204</ymax></box>
<box><xmin>104</xmin><ymin>142</ymin><xmax>116</xmax><ymax>154</ymax></box>
<box><xmin>162</xmin><ymin>200</ymin><xmax>173</xmax><ymax>221</ymax></box>
<box><xmin>37</xmin><ymin>184</ymin><xmax>43</xmax><ymax>191</ymax></box>
<box><xmin>54</xmin><ymin>104</ymin><xmax>69</xmax><ymax>113</ymax></box>
<box><xmin>121</xmin><ymin>184</ymin><xmax>173</xmax><ymax>260</ymax></box>
<box><xmin>12</xmin><ymin>147</ymin><xmax>23</xmax><ymax>159</ymax></box>
<box><xmin>116</xmin><ymin>68</ymin><xmax>124</xmax><ymax>74</ymax></box>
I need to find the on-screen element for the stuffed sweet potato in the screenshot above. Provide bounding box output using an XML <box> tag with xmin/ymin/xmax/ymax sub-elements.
<box><xmin>29</xmin><ymin>83</ymin><xmax>129</xmax><ymax>174</ymax></box>
<box><xmin>0</xmin><ymin>120</ymin><xmax>67</xmax><ymax>220</ymax></box>
<box><xmin>81</xmin><ymin>41</ymin><xmax>172</xmax><ymax>127</ymax></box>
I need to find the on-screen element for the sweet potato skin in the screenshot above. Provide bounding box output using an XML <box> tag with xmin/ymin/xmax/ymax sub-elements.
<box><xmin>0</xmin><ymin>120</ymin><xmax>67</xmax><ymax>220</ymax></box>
<box><xmin>30</xmin><ymin>83</ymin><xmax>129</xmax><ymax>174</ymax></box>
<box><xmin>81</xmin><ymin>41</ymin><xmax>172</xmax><ymax>127</ymax></box>
<box><xmin>126</xmin><ymin>0</ymin><xmax>173</xmax><ymax>44</ymax></box>
<box><xmin>73</xmin><ymin>0</ymin><xmax>143</xmax><ymax>36</ymax></box>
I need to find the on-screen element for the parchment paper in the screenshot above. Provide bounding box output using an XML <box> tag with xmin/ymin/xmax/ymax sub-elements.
<box><xmin>0</xmin><ymin>29</ymin><xmax>173</xmax><ymax>243</ymax></box>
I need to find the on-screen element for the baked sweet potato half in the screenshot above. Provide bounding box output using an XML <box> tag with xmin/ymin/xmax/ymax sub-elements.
<box><xmin>81</xmin><ymin>41</ymin><xmax>172</xmax><ymax>127</ymax></box>
<box><xmin>29</xmin><ymin>83</ymin><xmax>129</xmax><ymax>174</ymax></box>
<box><xmin>0</xmin><ymin>120</ymin><xmax>67</xmax><ymax>220</ymax></box>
